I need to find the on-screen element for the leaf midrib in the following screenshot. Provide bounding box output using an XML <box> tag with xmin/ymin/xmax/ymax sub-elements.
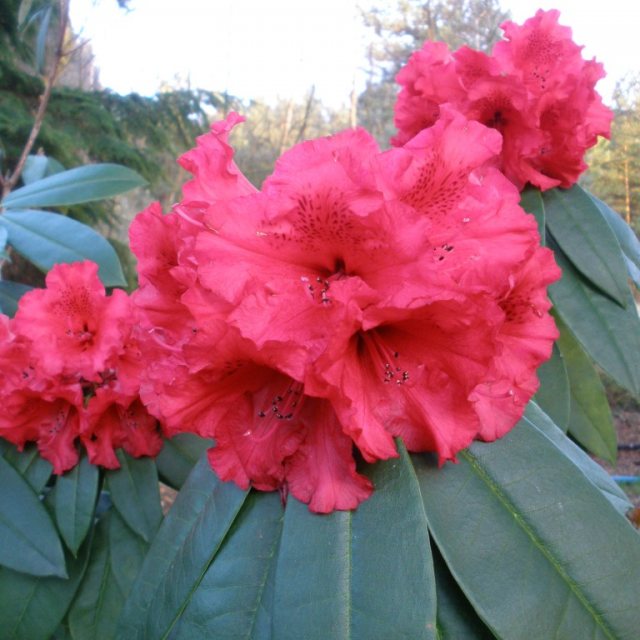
<box><xmin>460</xmin><ymin>449</ymin><xmax>616</xmax><ymax>640</ymax></box>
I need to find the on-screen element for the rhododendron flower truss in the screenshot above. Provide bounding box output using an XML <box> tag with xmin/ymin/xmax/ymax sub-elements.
<box><xmin>393</xmin><ymin>9</ymin><xmax>613</xmax><ymax>190</ymax></box>
<box><xmin>0</xmin><ymin>261</ymin><xmax>162</xmax><ymax>474</ymax></box>
<box><xmin>132</xmin><ymin>110</ymin><xmax>560</xmax><ymax>513</ymax></box>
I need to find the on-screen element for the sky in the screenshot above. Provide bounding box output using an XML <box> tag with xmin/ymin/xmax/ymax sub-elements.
<box><xmin>69</xmin><ymin>0</ymin><xmax>640</xmax><ymax>109</ymax></box>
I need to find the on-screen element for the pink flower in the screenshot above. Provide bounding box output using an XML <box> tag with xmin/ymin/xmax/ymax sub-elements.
<box><xmin>392</xmin><ymin>10</ymin><xmax>612</xmax><ymax>190</ymax></box>
<box><xmin>0</xmin><ymin>261</ymin><xmax>163</xmax><ymax>473</ymax></box>
<box><xmin>13</xmin><ymin>261</ymin><xmax>130</xmax><ymax>380</ymax></box>
<box><xmin>133</xmin><ymin>111</ymin><xmax>559</xmax><ymax>512</ymax></box>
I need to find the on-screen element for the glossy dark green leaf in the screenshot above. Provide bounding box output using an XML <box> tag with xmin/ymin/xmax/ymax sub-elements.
<box><xmin>21</xmin><ymin>155</ymin><xmax>65</xmax><ymax>185</ymax></box>
<box><xmin>525</xmin><ymin>402</ymin><xmax>631</xmax><ymax>516</ymax></box>
<box><xmin>2</xmin><ymin>441</ymin><xmax>52</xmax><ymax>493</ymax></box>
<box><xmin>533</xmin><ymin>343</ymin><xmax>570</xmax><ymax>431</ymax></box>
<box><xmin>549</xmin><ymin>237</ymin><xmax>640</xmax><ymax>397</ymax></box>
<box><xmin>416</xmin><ymin>419</ymin><xmax>640</xmax><ymax>640</ymax></box>
<box><xmin>0</xmin><ymin>456</ymin><xmax>65</xmax><ymax>578</ymax></box>
<box><xmin>433</xmin><ymin>545</ymin><xmax>495</xmax><ymax>640</ymax></box>
<box><xmin>272</xmin><ymin>443</ymin><xmax>437</xmax><ymax>640</ymax></box>
<box><xmin>0</xmin><ymin>529</ymin><xmax>92</xmax><ymax>640</ymax></box>
<box><xmin>155</xmin><ymin>434</ymin><xmax>212</xmax><ymax>489</ymax></box>
<box><xmin>555</xmin><ymin>317</ymin><xmax>617</xmax><ymax>462</ymax></box>
<box><xmin>68</xmin><ymin>513</ymin><xmax>126</xmax><ymax>640</ymax></box>
<box><xmin>0</xmin><ymin>281</ymin><xmax>34</xmax><ymax>317</ymax></box>
<box><xmin>0</xmin><ymin>209</ymin><xmax>126</xmax><ymax>286</ymax></box>
<box><xmin>105</xmin><ymin>451</ymin><xmax>162</xmax><ymax>543</ymax></box>
<box><xmin>116</xmin><ymin>456</ymin><xmax>249</xmax><ymax>640</ymax></box>
<box><xmin>519</xmin><ymin>186</ymin><xmax>545</xmax><ymax>243</ymax></box>
<box><xmin>544</xmin><ymin>186</ymin><xmax>629</xmax><ymax>306</ymax></box>
<box><xmin>169</xmin><ymin>491</ymin><xmax>284</xmax><ymax>639</ymax></box>
<box><xmin>54</xmin><ymin>454</ymin><xmax>100</xmax><ymax>555</ymax></box>
<box><xmin>2</xmin><ymin>163</ymin><xmax>146</xmax><ymax>208</ymax></box>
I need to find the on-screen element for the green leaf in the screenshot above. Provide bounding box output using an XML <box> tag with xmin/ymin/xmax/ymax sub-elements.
<box><xmin>519</xmin><ymin>186</ymin><xmax>545</xmax><ymax>243</ymax></box>
<box><xmin>272</xmin><ymin>443</ymin><xmax>437</xmax><ymax>640</ymax></box>
<box><xmin>0</xmin><ymin>209</ymin><xmax>126</xmax><ymax>286</ymax></box>
<box><xmin>525</xmin><ymin>402</ymin><xmax>631</xmax><ymax>516</ymax></box>
<box><xmin>21</xmin><ymin>155</ymin><xmax>65</xmax><ymax>185</ymax></box>
<box><xmin>105</xmin><ymin>451</ymin><xmax>162</xmax><ymax>543</ymax></box>
<box><xmin>549</xmin><ymin>236</ymin><xmax>640</xmax><ymax>397</ymax></box>
<box><xmin>555</xmin><ymin>316</ymin><xmax>617</xmax><ymax>462</ymax></box>
<box><xmin>588</xmin><ymin>191</ymin><xmax>640</xmax><ymax>276</ymax></box>
<box><xmin>2</xmin><ymin>442</ymin><xmax>52</xmax><ymax>493</ymax></box>
<box><xmin>533</xmin><ymin>343</ymin><xmax>570</xmax><ymax>431</ymax></box>
<box><xmin>0</xmin><ymin>281</ymin><xmax>34</xmax><ymax>317</ymax></box>
<box><xmin>155</xmin><ymin>434</ymin><xmax>212</xmax><ymax>489</ymax></box>
<box><xmin>416</xmin><ymin>419</ymin><xmax>640</xmax><ymax>640</ymax></box>
<box><xmin>0</xmin><ymin>530</ymin><xmax>92</xmax><ymax>640</ymax></box>
<box><xmin>67</xmin><ymin>513</ymin><xmax>128</xmax><ymax>640</ymax></box>
<box><xmin>0</xmin><ymin>456</ymin><xmax>66</xmax><ymax>578</ymax></box>
<box><xmin>544</xmin><ymin>186</ymin><xmax>629</xmax><ymax>307</ymax></box>
<box><xmin>2</xmin><ymin>163</ymin><xmax>146</xmax><ymax>208</ymax></box>
<box><xmin>54</xmin><ymin>454</ymin><xmax>100</xmax><ymax>555</ymax></box>
<box><xmin>169</xmin><ymin>491</ymin><xmax>284</xmax><ymax>639</ymax></box>
<box><xmin>108</xmin><ymin>509</ymin><xmax>149</xmax><ymax>598</ymax></box>
<box><xmin>116</xmin><ymin>456</ymin><xmax>249</xmax><ymax>640</ymax></box>
<box><xmin>35</xmin><ymin>6</ymin><xmax>51</xmax><ymax>74</ymax></box>
<box><xmin>433</xmin><ymin>545</ymin><xmax>495</xmax><ymax>640</ymax></box>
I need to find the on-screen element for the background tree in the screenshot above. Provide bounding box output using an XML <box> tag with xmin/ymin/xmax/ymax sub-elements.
<box><xmin>585</xmin><ymin>74</ymin><xmax>640</xmax><ymax>232</ymax></box>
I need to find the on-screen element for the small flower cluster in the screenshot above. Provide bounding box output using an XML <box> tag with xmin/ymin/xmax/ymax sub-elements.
<box><xmin>0</xmin><ymin>261</ymin><xmax>161</xmax><ymax>473</ymax></box>
<box><xmin>132</xmin><ymin>108</ymin><xmax>560</xmax><ymax>513</ymax></box>
<box><xmin>393</xmin><ymin>9</ymin><xmax>613</xmax><ymax>190</ymax></box>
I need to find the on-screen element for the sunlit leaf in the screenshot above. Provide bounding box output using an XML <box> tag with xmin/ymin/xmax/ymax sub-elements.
<box><xmin>0</xmin><ymin>209</ymin><xmax>126</xmax><ymax>286</ymax></box>
<box><xmin>2</xmin><ymin>163</ymin><xmax>146</xmax><ymax>208</ymax></box>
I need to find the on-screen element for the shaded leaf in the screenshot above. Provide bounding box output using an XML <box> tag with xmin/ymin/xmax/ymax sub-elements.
<box><xmin>549</xmin><ymin>236</ymin><xmax>640</xmax><ymax>397</ymax></box>
<box><xmin>116</xmin><ymin>456</ymin><xmax>249</xmax><ymax>640</ymax></box>
<box><xmin>433</xmin><ymin>544</ymin><xmax>496</xmax><ymax>640</ymax></box>
<box><xmin>105</xmin><ymin>451</ymin><xmax>162</xmax><ymax>543</ymax></box>
<box><xmin>519</xmin><ymin>186</ymin><xmax>545</xmax><ymax>244</ymax></box>
<box><xmin>544</xmin><ymin>185</ymin><xmax>629</xmax><ymax>306</ymax></box>
<box><xmin>108</xmin><ymin>510</ymin><xmax>149</xmax><ymax>598</ymax></box>
<box><xmin>0</xmin><ymin>456</ymin><xmax>66</xmax><ymax>577</ymax></box>
<box><xmin>169</xmin><ymin>491</ymin><xmax>284</xmax><ymax>639</ymax></box>
<box><xmin>525</xmin><ymin>402</ymin><xmax>631</xmax><ymax>516</ymax></box>
<box><xmin>416</xmin><ymin>419</ymin><xmax>640</xmax><ymax>640</ymax></box>
<box><xmin>589</xmin><ymin>190</ymin><xmax>640</xmax><ymax>278</ymax></box>
<box><xmin>54</xmin><ymin>454</ymin><xmax>100</xmax><ymax>555</ymax></box>
<box><xmin>272</xmin><ymin>443</ymin><xmax>437</xmax><ymax>640</ymax></box>
<box><xmin>155</xmin><ymin>434</ymin><xmax>212</xmax><ymax>490</ymax></box>
<box><xmin>2</xmin><ymin>163</ymin><xmax>146</xmax><ymax>208</ymax></box>
<box><xmin>0</xmin><ymin>281</ymin><xmax>34</xmax><ymax>317</ymax></box>
<box><xmin>2</xmin><ymin>441</ymin><xmax>52</xmax><ymax>493</ymax></box>
<box><xmin>68</xmin><ymin>513</ymin><xmax>126</xmax><ymax>640</ymax></box>
<box><xmin>0</xmin><ymin>209</ymin><xmax>126</xmax><ymax>286</ymax></box>
<box><xmin>0</xmin><ymin>529</ymin><xmax>92</xmax><ymax>640</ymax></box>
<box><xmin>555</xmin><ymin>316</ymin><xmax>617</xmax><ymax>462</ymax></box>
<box><xmin>533</xmin><ymin>343</ymin><xmax>570</xmax><ymax>431</ymax></box>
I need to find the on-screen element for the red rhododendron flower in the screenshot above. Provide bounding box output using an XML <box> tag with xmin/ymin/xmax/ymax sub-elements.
<box><xmin>132</xmin><ymin>110</ymin><xmax>559</xmax><ymax>513</ymax></box>
<box><xmin>0</xmin><ymin>261</ymin><xmax>163</xmax><ymax>474</ymax></box>
<box><xmin>392</xmin><ymin>9</ymin><xmax>612</xmax><ymax>190</ymax></box>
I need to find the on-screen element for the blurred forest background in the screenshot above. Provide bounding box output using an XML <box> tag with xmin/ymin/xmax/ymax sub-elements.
<box><xmin>1</xmin><ymin>0</ymin><xmax>639</xmax><ymax>288</ymax></box>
